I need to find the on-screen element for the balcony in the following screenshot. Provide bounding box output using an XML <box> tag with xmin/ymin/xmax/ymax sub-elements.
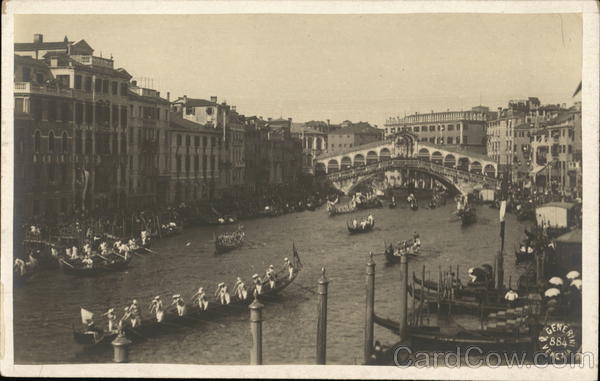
<box><xmin>14</xmin><ymin>82</ymin><xmax>93</xmax><ymax>101</ymax></box>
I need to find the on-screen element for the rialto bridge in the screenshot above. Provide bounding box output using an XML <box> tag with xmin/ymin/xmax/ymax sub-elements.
<box><xmin>315</xmin><ymin>134</ymin><xmax>500</xmax><ymax>195</ymax></box>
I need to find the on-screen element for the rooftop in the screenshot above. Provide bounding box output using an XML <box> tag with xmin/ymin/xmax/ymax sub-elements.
<box><xmin>170</xmin><ymin>112</ymin><xmax>220</xmax><ymax>133</ymax></box>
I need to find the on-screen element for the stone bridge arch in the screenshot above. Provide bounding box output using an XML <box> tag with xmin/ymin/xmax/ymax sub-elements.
<box><xmin>444</xmin><ymin>154</ymin><xmax>456</xmax><ymax>168</ymax></box>
<box><xmin>470</xmin><ymin>161</ymin><xmax>482</xmax><ymax>174</ymax></box>
<box><xmin>431</xmin><ymin>151</ymin><xmax>443</xmax><ymax>165</ymax></box>
<box><xmin>484</xmin><ymin>164</ymin><xmax>496</xmax><ymax>178</ymax></box>
<box><xmin>457</xmin><ymin>157</ymin><xmax>470</xmax><ymax>171</ymax></box>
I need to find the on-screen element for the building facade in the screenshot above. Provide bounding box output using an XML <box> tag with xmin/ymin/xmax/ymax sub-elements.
<box><xmin>327</xmin><ymin>122</ymin><xmax>383</xmax><ymax>154</ymax></box>
<box><xmin>14</xmin><ymin>35</ymin><xmax>132</xmax><ymax>220</ymax></box>
<box><xmin>384</xmin><ymin>108</ymin><xmax>494</xmax><ymax>154</ymax></box>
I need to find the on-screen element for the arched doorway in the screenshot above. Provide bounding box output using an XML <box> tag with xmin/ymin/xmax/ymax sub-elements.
<box><xmin>366</xmin><ymin>151</ymin><xmax>378</xmax><ymax>165</ymax></box>
<box><xmin>354</xmin><ymin>154</ymin><xmax>365</xmax><ymax>166</ymax></box>
<box><xmin>418</xmin><ymin>148</ymin><xmax>430</xmax><ymax>161</ymax></box>
<box><xmin>457</xmin><ymin>157</ymin><xmax>469</xmax><ymax>172</ymax></box>
<box><xmin>379</xmin><ymin>147</ymin><xmax>391</xmax><ymax>161</ymax></box>
<box><xmin>470</xmin><ymin>161</ymin><xmax>482</xmax><ymax>174</ymax></box>
<box><xmin>341</xmin><ymin>156</ymin><xmax>352</xmax><ymax>170</ymax></box>
<box><xmin>431</xmin><ymin>151</ymin><xmax>443</xmax><ymax>165</ymax></box>
<box><xmin>484</xmin><ymin>164</ymin><xmax>496</xmax><ymax>177</ymax></box>
<box><xmin>444</xmin><ymin>154</ymin><xmax>456</xmax><ymax>168</ymax></box>
<box><xmin>327</xmin><ymin>159</ymin><xmax>339</xmax><ymax>173</ymax></box>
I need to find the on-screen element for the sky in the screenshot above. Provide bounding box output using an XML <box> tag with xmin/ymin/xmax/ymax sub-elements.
<box><xmin>14</xmin><ymin>14</ymin><xmax>582</xmax><ymax>127</ymax></box>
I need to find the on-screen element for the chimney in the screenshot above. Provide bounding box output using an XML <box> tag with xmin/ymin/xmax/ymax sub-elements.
<box><xmin>167</xmin><ymin>92</ymin><xmax>170</xmax><ymax>101</ymax></box>
<box><xmin>326</xmin><ymin>119</ymin><xmax>330</xmax><ymax>126</ymax></box>
<box><xmin>183</xmin><ymin>95</ymin><xmax>188</xmax><ymax>104</ymax></box>
<box><xmin>34</xmin><ymin>34</ymin><xmax>43</xmax><ymax>43</ymax></box>
<box><xmin>210</xmin><ymin>96</ymin><xmax>217</xmax><ymax>103</ymax></box>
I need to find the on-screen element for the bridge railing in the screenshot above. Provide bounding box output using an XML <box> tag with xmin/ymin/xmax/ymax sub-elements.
<box><xmin>326</xmin><ymin>158</ymin><xmax>499</xmax><ymax>187</ymax></box>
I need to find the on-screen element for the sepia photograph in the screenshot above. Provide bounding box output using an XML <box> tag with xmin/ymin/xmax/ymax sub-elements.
<box><xmin>1</xmin><ymin>1</ymin><xmax>598</xmax><ymax>379</ymax></box>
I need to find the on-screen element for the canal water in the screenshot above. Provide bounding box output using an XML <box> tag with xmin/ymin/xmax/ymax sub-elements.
<box><xmin>13</xmin><ymin>198</ymin><xmax>532</xmax><ymax>364</ymax></box>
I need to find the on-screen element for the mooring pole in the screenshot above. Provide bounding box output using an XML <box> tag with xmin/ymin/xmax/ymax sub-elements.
<box><xmin>363</xmin><ymin>253</ymin><xmax>375</xmax><ymax>363</ymax></box>
<box><xmin>317</xmin><ymin>267</ymin><xmax>329</xmax><ymax>364</ymax></box>
<box><xmin>495</xmin><ymin>250</ymin><xmax>504</xmax><ymax>290</ymax></box>
<box><xmin>249</xmin><ymin>298</ymin><xmax>264</xmax><ymax>365</ymax></box>
<box><xmin>399</xmin><ymin>253</ymin><xmax>408</xmax><ymax>342</ymax></box>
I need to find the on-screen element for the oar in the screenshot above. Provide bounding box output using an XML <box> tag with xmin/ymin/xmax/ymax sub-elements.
<box><xmin>143</xmin><ymin>248</ymin><xmax>156</xmax><ymax>254</ymax></box>
<box><xmin>59</xmin><ymin>258</ymin><xmax>75</xmax><ymax>268</ymax></box>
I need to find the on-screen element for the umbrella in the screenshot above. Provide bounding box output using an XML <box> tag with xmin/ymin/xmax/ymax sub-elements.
<box><xmin>566</xmin><ymin>271</ymin><xmax>580</xmax><ymax>280</ymax></box>
<box><xmin>570</xmin><ymin>279</ymin><xmax>582</xmax><ymax>290</ymax></box>
<box><xmin>544</xmin><ymin>287</ymin><xmax>561</xmax><ymax>297</ymax></box>
<box><xmin>548</xmin><ymin>277</ymin><xmax>563</xmax><ymax>286</ymax></box>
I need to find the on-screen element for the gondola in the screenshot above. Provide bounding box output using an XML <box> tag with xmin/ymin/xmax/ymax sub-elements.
<box><xmin>59</xmin><ymin>253</ymin><xmax>133</xmax><ymax>276</ymax></box>
<box><xmin>460</xmin><ymin>207</ymin><xmax>477</xmax><ymax>226</ymax></box>
<box><xmin>214</xmin><ymin>229</ymin><xmax>245</xmax><ymax>254</ymax></box>
<box><xmin>356</xmin><ymin>198</ymin><xmax>383</xmax><ymax>210</ymax></box>
<box><xmin>306</xmin><ymin>202</ymin><xmax>316</xmax><ymax>211</ymax></box>
<box><xmin>327</xmin><ymin>203</ymin><xmax>357</xmax><ymax>217</ymax></box>
<box><xmin>346</xmin><ymin>219</ymin><xmax>375</xmax><ymax>234</ymax></box>
<box><xmin>374</xmin><ymin>315</ymin><xmax>533</xmax><ymax>351</ymax></box>
<box><xmin>161</xmin><ymin>223</ymin><xmax>183</xmax><ymax>237</ymax></box>
<box><xmin>384</xmin><ymin>241</ymin><xmax>420</xmax><ymax>264</ymax></box>
<box><xmin>411</xmin><ymin>272</ymin><xmax>492</xmax><ymax>298</ymax></box>
<box><xmin>515</xmin><ymin>205</ymin><xmax>535</xmax><ymax>221</ymax></box>
<box><xmin>73</xmin><ymin>248</ymin><xmax>303</xmax><ymax>347</ymax></box>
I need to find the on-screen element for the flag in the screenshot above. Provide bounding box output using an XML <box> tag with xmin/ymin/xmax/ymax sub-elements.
<box><xmin>499</xmin><ymin>200</ymin><xmax>507</xmax><ymax>240</ymax></box>
<box><xmin>292</xmin><ymin>242</ymin><xmax>303</xmax><ymax>269</ymax></box>
<box><xmin>80</xmin><ymin>307</ymin><xmax>94</xmax><ymax>324</ymax></box>
<box><xmin>572</xmin><ymin>81</ymin><xmax>582</xmax><ymax>97</ymax></box>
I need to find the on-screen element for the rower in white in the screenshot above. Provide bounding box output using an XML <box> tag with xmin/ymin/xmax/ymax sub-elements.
<box><xmin>284</xmin><ymin>257</ymin><xmax>294</xmax><ymax>280</ymax></box>
<box><xmin>265</xmin><ymin>265</ymin><xmax>276</xmax><ymax>289</ymax></box>
<box><xmin>103</xmin><ymin>308</ymin><xmax>117</xmax><ymax>333</ymax></box>
<box><xmin>233</xmin><ymin>277</ymin><xmax>248</xmax><ymax>300</ymax></box>
<box><xmin>149</xmin><ymin>296</ymin><xmax>165</xmax><ymax>322</ymax></box>
<box><xmin>192</xmin><ymin>287</ymin><xmax>209</xmax><ymax>311</ymax></box>
<box><xmin>172</xmin><ymin>294</ymin><xmax>187</xmax><ymax>316</ymax></box>
<box><xmin>252</xmin><ymin>274</ymin><xmax>263</xmax><ymax>297</ymax></box>
<box><xmin>129</xmin><ymin>299</ymin><xmax>142</xmax><ymax>328</ymax></box>
<box><xmin>215</xmin><ymin>282</ymin><xmax>231</xmax><ymax>305</ymax></box>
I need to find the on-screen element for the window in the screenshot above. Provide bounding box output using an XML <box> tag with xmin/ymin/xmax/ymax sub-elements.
<box><xmin>211</xmin><ymin>137</ymin><xmax>216</xmax><ymax>147</ymax></box>
<box><xmin>62</xmin><ymin>132</ymin><xmax>69</xmax><ymax>153</ymax></box>
<box><xmin>84</xmin><ymin>77</ymin><xmax>92</xmax><ymax>92</ymax></box>
<box><xmin>165</xmin><ymin>109</ymin><xmax>169</xmax><ymax>121</ymax></box>
<box><xmin>186</xmin><ymin>107</ymin><xmax>195</xmax><ymax>115</ymax></box>
<box><xmin>177</xmin><ymin>134</ymin><xmax>182</xmax><ymax>146</ymax></box>
<box><xmin>429</xmin><ymin>125</ymin><xmax>435</xmax><ymax>131</ymax></box>
<box><xmin>185</xmin><ymin>156</ymin><xmax>190</xmax><ymax>172</ymax></box>
<box><xmin>85</xmin><ymin>132</ymin><xmax>92</xmax><ymax>154</ymax></box>
<box><xmin>85</xmin><ymin>103</ymin><xmax>93</xmax><ymax>124</ymax></box>
<box><xmin>48</xmin><ymin>131</ymin><xmax>55</xmax><ymax>152</ymax></box>
<box><xmin>463</xmin><ymin>136</ymin><xmax>468</xmax><ymax>144</ymax></box>
<box><xmin>194</xmin><ymin>136</ymin><xmax>200</xmax><ymax>147</ymax></box>
<box><xmin>61</xmin><ymin>164</ymin><xmax>67</xmax><ymax>185</ymax></box>
<box><xmin>203</xmin><ymin>136</ymin><xmax>208</xmax><ymax>148</ymax></box>
<box><xmin>447</xmin><ymin>137</ymin><xmax>454</xmax><ymax>144</ymax></box>
<box><xmin>194</xmin><ymin>155</ymin><xmax>199</xmax><ymax>172</ymax></box>
<box><xmin>15</xmin><ymin>98</ymin><xmax>24</xmax><ymax>113</ymax></box>
<box><xmin>112</xmin><ymin>105</ymin><xmax>119</xmax><ymax>126</ymax></box>
<box><xmin>34</xmin><ymin>131</ymin><xmax>41</xmax><ymax>153</ymax></box>
<box><xmin>121</xmin><ymin>106</ymin><xmax>128</xmax><ymax>128</ymax></box>
<box><xmin>429</xmin><ymin>137</ymin><xmax>435</xmax><ymax>143</ymax></box>
<box><xmin>121</xmin><ymin>134</ymin><xmax>127</xmax><ymax>154</ymax></box>
<box><xmin>112</xmin><ymin>82</ymin><xmax>118</xmax><ymax>95</ymax></box>
<box><xmin>75</xmin><ymin>103</ymin><xmax>83</xmax><ymax>124</ymax></box>
<box><xmin>48</xmin><ymin>164</ymin><xmax>55</xmax><ymax>183</ymax></box>
<box><xmin>120</xmin><ymin>83</ymin><xmax>128</xmax><ymax>96</ymax></box>
<box><xmin>47</xmin><ymin>99</ymin><xmax>57</xmax><ymax>121</ymax></box>
<box><xmin>56</xmin><ymin>75</ymin><xmax>70</xmax><ymax>89</ymax></box>
<box><xmin>75</xmin><ymin>75</ymin><xmax>82</xmax><ymax>90</ymax></box>
<box><xmin>463</xmin><ymin>124</ymin><xmax>468</xmax><ymax>130</ymax></box>
<box><xmin>414</xmin><ymin>126</ymin><xmax>420</xmax><ymax>132</ymax></box>
<box><xmin>102</xmin><ymin>79</ymin><xmax>109</xmax><ymax>93</ymax></box>
<box><xmin>448</xmin><ymin>124</ymin><xmax>454</xmax><ymax>131</ymax></box>
<box><xmin>36</xmin><ymin>72</ymin><xmax>44</xmax><ymax>83</ymax></box>
<box><xmin>176</xmin><ymin>156</ymin><xmax>182</xmax><ymax>174</ymax></box>
<box><xmin>75</xmin><ymin>130</ymin><xmax>82</xmax><ymax>154</ymax></box>
<box><xmin>22</xmin><ymin>67</ymin><xmax>31</xmax><ymax>82</ymax></box>
<box><xmin>61</xmin><ymin>102</ymin><xmax>71</xmax><ymax>122</ymax></box>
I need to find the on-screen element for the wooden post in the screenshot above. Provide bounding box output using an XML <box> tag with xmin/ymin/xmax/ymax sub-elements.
<box><xmin>317</xmin><ymin>268</ymin><xmax>329</xmax><ymax>364</ymax></box>
<box><xmin>363</xmin><ymin>254</ymin><xmax>375</xmax><ymax>364</ymax></box>
<box><xmin>411</xmin><ymin>276</ymin><xmax>416</xmax><ymax>327</ymax></box>
<box><xmin>420</xmin><ymin>265</ymin><xmax>426</xmax><ymax>326</ymax></box>
<box><xmin>399</xmin><ymin>254</ymin><xmax>408</xmax><ymax>342</ymax></box>
<box><xmin>112</xmin><ymin>334</ymin><xmax>132</xmax><ymax>363</ymax></box>
<box><xmin>249</xmin><ymin>298</ymin><xmax>264</xmax><ymax>365</ymax></box>
<box><xmin>495</xmin><ymin>250</ymin><xmax>504</xmax><ymax>290</ymax></box>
